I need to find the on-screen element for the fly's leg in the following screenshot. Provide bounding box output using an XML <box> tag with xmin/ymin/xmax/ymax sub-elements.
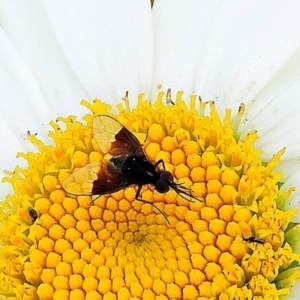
<box><xmin>135</xmin><ymin>185</ymin><xmax>170</xmax><ymax>225</ymax></box>
<box><xmin>154</xmin><ymin>159</ymin><xmax>166</xmax><ymax>170</ymax></box>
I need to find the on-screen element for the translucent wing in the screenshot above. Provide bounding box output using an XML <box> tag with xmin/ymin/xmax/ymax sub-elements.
<box><xmin>63</xmin><ymin>161</ymin><xmax>128</xmax><ymax>196</ymax></box>
<box><xmin>93</xmin><ymin>115</ymin><xmax>144</xmax><ymax>156</ymax></box>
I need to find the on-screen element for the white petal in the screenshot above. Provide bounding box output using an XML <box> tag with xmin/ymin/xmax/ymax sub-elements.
<box><xmin>152</xmin><ymin>1</ymin><xmax>221</xmax><ymax>95</ymax></box>
<box><xmin>0</xmin><ymin>29</ymin><xmax>51</xmax><ymax>174</ymax></box>
<box><xmin>1</xmin><ymin>1</ymin><xmax>94</xmax><ymax>117</ymax></box>
<box><xmin>193</xmin><ymin>2</ymin><xmax>300</xmax><ymax>107</ymax></box>
<box><xmin>152</xmin><ymin>1</ymin><xmax>300</xmax><ymax>106</ymax></box>
<box><xmin>43</xmin><ymin>0</ymin><xmax>153</xmax><ymax>104</ymax></box>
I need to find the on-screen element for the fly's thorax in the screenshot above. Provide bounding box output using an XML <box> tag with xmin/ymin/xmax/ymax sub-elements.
<box><xmin>110</xmin><ymin>154</ymin><xmax>158</xmax><ymax>185</ymax></box>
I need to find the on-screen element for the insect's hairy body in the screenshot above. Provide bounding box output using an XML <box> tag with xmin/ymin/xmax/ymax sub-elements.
<box><xmin>111</xmin><ymin>155</ymin><xmax>160</xmax><ymax>186</ymax></box>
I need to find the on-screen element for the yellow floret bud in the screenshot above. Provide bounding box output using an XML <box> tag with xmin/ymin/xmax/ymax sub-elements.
<box><xmin>30</xmin><ymin>249</ymin><xmax>47</xmax><ymax>267</ymax></box>
<box><xmin>112</xmin><ymin>276</ymin><xmax>125</xmax><ymax>293</ymax></box>
<box><xmin>83</xmin><ymin>230</ymin><xmax>97</xmax><ymax>244</ymax></box>
<box><xmin>155</xmin><ymin>150</ymin><xmax>171</xmax><ymax>164</ymax></box>
<box><xmin>62</xmin><ymin>249</ymin><xmax>79</xmax><ymax>264</ymax></box>
<box><xmin>201</xmin><ymin>207</ymin><xmax>218</xmax><ymax>222</ymax></box>
<box><xmin>189</xmin><ymin>269</ymin><xmax>206</xmax><ymax>286</ymax></box>
<box><xmin>190</xmin><ymin>166</ymin><xmax>206</xmax><ymax>183</ymax></box>
<box><xmin>56</xmin><ymin>261</ymin><xmax>72</xmax><ymax>276</ymax></box>
<box><xmin>201</xmin><ymin>151</ymin><xmax>220</xmax><ymax>169</ymax></box>
<box><xmin>117</xmin><ymin>287</ymin><xmax>131</xmax><ymax>300</ymax></box>
<box><xmin>230</xmin><ymin>240</ymin><xmax>248</xmax><ymax>262</ymax></box>
<box><xmin>145</xmin><ymin>143</ymin><xmax>161</xmax><ymax>161</ymax></box>
<box><xmin>36</xmin><ymin>283</ymin><xmax>55</xmax><ymax>300</ymax></box>
<box><xmin>203</xmin><ymin>245</ymin><xmax>221</xmax><ymax>262</ymax></box>
<box><xmin>46</xmin><ymin>253</ymin><xmax>62</xmax><ymax>269</ymax></box>
<box><xmin>49</xmin><ymin>203</ymin><xmax>66</xmax><ymax>221</ymax></box>
<box><xmin>166</xmin><ymin>282</ymin><xmax>182</xmax><ymax>299</ymax></box>
<box><xmin>219</xmin><ymin>185</ymin><xmax>238</xmax><ymax>204</ymax></box>
<box><xmin>174</xmin><ymin>128</ymin><xmax>190</xmax><ymax>145</ymax></box>
<box><xmin>209</xmin><ymin>219</ymin><xmax>226</xmax><ymax>235</ymax></box>
<box><xmin>62</xmin><ymin>197</ymin><xmax>79</xmax><ymax>214</ymax></box>
<box><xmin>161</xmin><ymin>268</ymin><xmax>174</xmax><ymax>284</ymax></box>
<box><xmin>174</xmin><ymin>164</ymin><xmax>190</xmax><ymax>179</ymax></box>
<box><xmin>65</xmin><ymin>227</ymin><xmax>82</xmax><ymax>243</ymax></box>
<box><xmin>49</xmin><ymin>189</ymin><xmax>65</xmax><ymax>203</ymax></box>
<box><xmin>86</xmin><ymin>290</ymin><xmax>102</xmax><ymax>300</ymax></box>
<box><xmin>73</xmin><ymin>238</ymin><xmax>89</xmax><ymax>253</ymax></box>
<box><xmin>74</xmin><ymin>207</ymin><xmax>91</xmax><ymax>221</ymax></box>
<box><xmin>29</xmin><ymin>224</ymin><xmax>48</xmax><ymax>241</ymax></box>
<box><xmin>73</xmin><ymin>260</ymin><xmax>88</xmax><ymax>277</ymax></box>
<box><xmin>78</xmin><ymin>195</ymin><xmax>92</xmax><ymax>209</ymax></box>
<box><xmin>207</xmin><ymin>179</ymin><xmax>222</xmax><ymax>194</ymax></box>
<box><xmin>60</xmin><ymin>214</ymin><xmax>77</xmax><ymax>229</ymax></box>
<box><xmin>183</xmin><ymin>285</ymin><xmax>198</xmax><ymax>300</ymax></box>
<box><xmin>53</xmin><ymin>290</ymin><xmax>69</xmax><ymax>300</ymax></box>
<box><xmin>77</xmin><ymin>220</ymin><xmax>92</xmax><ymax>234</ymax></box>
<box><xmin>40</xmin><ymin>214</ymin><xmax>57</xmax><ymax>229</ymax></box>
<box><xmin>204</xmin><ymin>262</ymin><xmax>222</xmax><ymax>280</ymax></box>
<box><xmin>216</xmin><ymin>234</ymin><xmax>234</xmax><ymax>252</ymax></box>
<box><xmin>182</xmin><ymin>140</ymin><xmax>200</xmax><ymax>156</ymax></box>
<box><xmin>233</xmin><ymin>208</ymin><xmax>252</xmax><ymax>223</ymax></box>
<box><xmin>199</xmin><ymin>281</ymin><xmax>213</xmax><ymax>297</ymax></box>
<box><xmin>171</xmin><ymin>149</ymin><xmax>186</xmax><ymax>165</ymax></box>
<box><xmin>206</xmin><ymin>193</ymin><xmax>223</xmax><ymax>210</ymax></box>
<box><xmin>199</xmin><ymin>230</ymin><xmax>216</xmax><ymax>246</ymax></box>
<box><xmin>23</xmin><ymin>261</ymin><xmax>42</xmax><ymax>284</ymax></box>
<box><xmin>69</xmin><ymin>274</ymin><xmax>84</xmax><ymax>289</ymax></box>
<box><xmin>147</xmin><ymin>124</ymin><xmax>166</xmax><ymax>144</ymax></box>
<box><xmin>206</xmin><ymin>165</ymin><xmax>222</xmax><ymax>181</ymax></box>
<box><xmin>221</xmin><ymin>169</ymin><xmax>240</xmax><ymax>188</ymax></box>
<box><xmin>38</xmin><ymin>237</ymin><xmax>55</xmax><ymax>253</ymax></box>
<box><xmin>219</xmin><ymin>205</ymin><xmax>235</xmax><ymax>222</ymax></box>
<box><xmin>98</xmin><ymin>277</ymin><xmax>112</xmax><ymax>295</ymax></box>
<box><xmin>213</xmin><ymin>273</ymin><xmax>231</xmax><ymax>291</ymax></box>
<box><xmin>43</xmin><ymin>175</ymin><xmax>59</xmax><ymax>192</ymax></box>
<box><xmin>48</xmin><ymin>224</ymin><xmax>65</xmax><ymax>240</ymax></box>
<box><xmin>226</xmin><ymin>221</ymin><xmax>241</xmax><ymax>238</ymax></box>
<box><xmin>192</xmin><ymin>219</ymin><xmax>208</xmax><ymax>233</ymax></box>
<box><xmin>35</xmin><ymin>197</ymin><xmax>51</xmax><ymax>214</ymax></box>
<box><xmin>70</xmin><ymin>289</ymin><xmax>85</xmax><ymax>300</ymax></box>
<box><xmin>191</xmin><ymin>254</ymin><xmax>207</xmax><ymax>270</ymax></box>
<box><xmin>73</xmin><ymin>150</ymin><xmax>89</xmax><ymax>167</ymax></box>
<box><xmin>41</xmin><ymin>268</ymin><xmax>56</xmax><ymax>284</ymax></box>
<box><xmin>161</xmin><ymin>136</ymin><xmax>178</xmax><ymax>153</ymax></box>
<box><xmin>186</xmin><ymin>154</ymin><xmax>201</xmax><ymax>169</ymax></box>
<box><xmin>153</xmin><ymin>278</ymin><xmax>166</xmax><ymax>294</ymax></box>
<box><xmin>81</xmin><ymin>248</ymin><xmax>96</xmax><ymax>263</ymax></box>
<box><xmin>83</xmin><ymin>277</ymin><xmax>98</xmax><ymax>292</ymax></box>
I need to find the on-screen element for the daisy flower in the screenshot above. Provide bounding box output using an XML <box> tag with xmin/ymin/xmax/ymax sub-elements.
<box><xmin>1</xmin><ymin>1</ymin><xmax>300</xmax><ymax>300</ymax></box>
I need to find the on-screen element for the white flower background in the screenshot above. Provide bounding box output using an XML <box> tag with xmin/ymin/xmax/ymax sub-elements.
<box><xmin>1</xmin><ymin>0</ymin><xmax>300</xmax><ymax>297</ymax></box>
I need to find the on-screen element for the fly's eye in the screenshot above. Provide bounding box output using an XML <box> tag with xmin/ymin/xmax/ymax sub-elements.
<box><xmin>155</xmin><ymin>179</ymin><xmax>170</xmax><ymax>193</ymax></box>
<box><xmin>160</xmin><ymin>171</ymin><xmax>173</xmax><ymax>182</ymax></box>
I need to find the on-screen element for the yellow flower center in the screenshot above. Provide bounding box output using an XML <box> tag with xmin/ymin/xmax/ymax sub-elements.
<box><xmin>1</xmin><ymin>91</ymin><xmax>299</xmax><ymax>300</ymax></box>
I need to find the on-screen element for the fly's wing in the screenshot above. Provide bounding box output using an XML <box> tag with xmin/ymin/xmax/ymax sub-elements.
<box><xmin>93</xmin><ymin>115</ymin><xmax>144</xmax><ymax>156</ymax></box>
<box><xmin>63</xmin><ymin>161</ymin><xmax>128</xmax><ymax>196</ymax></box>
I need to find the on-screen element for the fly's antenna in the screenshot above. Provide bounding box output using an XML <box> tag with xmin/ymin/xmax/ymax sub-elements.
<box><xmin>170</xmin><ymin>182</ymin><xmax>203</xmax><ymax>203</ymax></box>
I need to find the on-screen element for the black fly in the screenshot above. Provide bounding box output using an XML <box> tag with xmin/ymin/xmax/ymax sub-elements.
<box><xmin>63</xmin><ymin>115</ymin><xmax>201</xmax><ymax>223</ymax></box>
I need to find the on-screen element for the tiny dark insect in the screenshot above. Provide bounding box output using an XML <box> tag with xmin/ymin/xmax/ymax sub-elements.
<box><xmin>243</xmin><ymin>236</ymin><xmax>266</xmax><ymax>244</ymax></box>
<box><xmin>28</xmin><ymin>207</ymin><xmax>38</xmax><ymax>222</ymax></box>
<box><xmin>63</xmin><ymin>115</ymin><xmax>201</xmax><ymax>224</ymax></box>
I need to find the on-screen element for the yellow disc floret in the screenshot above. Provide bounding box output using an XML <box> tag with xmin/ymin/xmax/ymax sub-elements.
<box><xmin>0</xmin><ymin>91</ymin><xmax>299</xmax><ymax>300</ymax></box>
